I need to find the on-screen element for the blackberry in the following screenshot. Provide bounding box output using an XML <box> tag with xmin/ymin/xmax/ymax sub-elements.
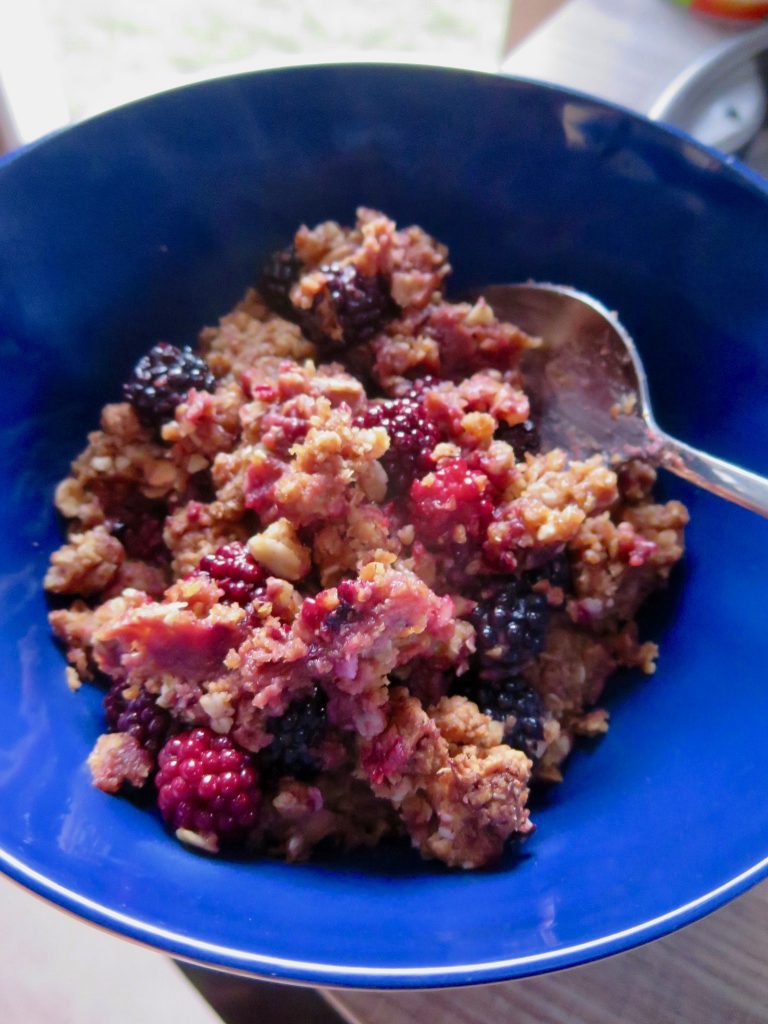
<box><xmin>258</xmin><ymin>244</ymin><xmax>303</xmax><ymax>320</ymax></box>
<box><xmin>451</xmin><ymin>575</ymin><xmax>554</xmax><ymax>758</ymax></box>
<box><xmin>261</xmin><ymin>685</ymin><xmax>328</xmax><ymax>781</ymax></box>
<box><xmin>527</xmin><ymin>553</ymin><xmax>572</xmax><ymax>597</ymax></box>
<box><xmin>115</xmin><ymin>509</ymin><xmax>167</xmax><ymax>565</ymax></box>
<box><xmin>124</xmin><ymin>342</ymin><xmax>216</xmax><ymax>430</ymax></box>
<box><xmin>357</xmin><ymin>382</ymin><xmax>442</xmax><ymax>494</ymax></box>
<box><xmin>306</xmin><ymin>263</ymin><xmax>397</xmax><ymax>348</ymax></box>
<box><xmin>322</xmin><ymin>599</ymin><xmax>355</xmax><ymax>634</ymax></box>
<box><xmin>463</xmin><ymin>674</ymin><xmax>544</xmax><ymax>760</ymax></box>
<box><xmin>100</xmin><ymin>488</ymin><xmax>168</xmax><ymax>564</ymax></box>
<box><xmin>197</xmin><ymin>542</ymin><xmax>265</xmax><ymax>605</ymax></box>
<box><xmin>469</xmin><ymin>577</ymin><xmax>550</xmax><ymax>679</ymax></box>
<box><xmin>498</xmin><ymin>418</ymin><xmax>540</xmax><ymax>456</ymax></box>
<box><xmin>156</xmin><ymin>728</ymin><xmax>261</xmax><ymax>846</ymax></box>
<box><xmin>104</xmin><ymin>683</ymin><xmax>172</xmax><ymax>756</ymax></box>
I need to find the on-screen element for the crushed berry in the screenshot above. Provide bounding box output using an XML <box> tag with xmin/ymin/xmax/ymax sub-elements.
<box><xmin>156</xmin><ymin>728</ymin><xmax>261</xmax><ymax>845</ymax></box>
<box><xmin>197</xmin><ymin>543</ymin><xmax>265</xmax><ymax>605</ymax></box>
<box><xmin>117</xmin><ymin>512</ymin><xmax>168</xmax><ymax>564</ymax></box>
<box><xmin>498</xmin><ymin>418</ymin><xmax>540</xmax><ymax>456</ymax></box>
<box><xmin>104</xmin><ymin>683</ymin><xmax>172</xmax><ymax>756</ymax></box>
<box><xmin>408</xmin><ymin>457</ymin><xmax>494</xmax><ymax>551</ymax></box>
<box><xmin>469</xmin><ymin>576</ymin><xmax>550</xmax><ymax>679</ymax></box>
<box><xmin>260</xmin><ymin>685</ymin><xmax>328</xmax><ymax>781</ymax></box>
<box><xmin>260</xmin><ymin>404</ymin><xmax>311</xmax><ymax>457</ymax></box>
<box><xmin>100</xmin><ymin>488</ymin><xmax>168</xmax><ymax>564</ymax></box>
<box><xmin>258</xmin><ymin>244</ymin><xmax>303</xmax><ymax>320</ymax></box>
<box><xmin>243</xmin><ymin>456</ymin><xmax>283</xmax><ymax>517</ymax></box>
<box><xmin>305</xmin><ymin>263</ymin><xmax>397</xmax><ymax>348</ymax></box>
<box><xmin>528</xmin><ymin>553</ymin><xmax>572</xmax><ymax>597</ymax></box>
<box><xmin>124</xmin><ymin>342</ymin><xmax>216</xmax><ymax>430</ymax></box>
<box><xmin>357</xmin><ymin>382</ymin><xmax>442</xmax><ymax>494</ymax></box>
<box><xmin>323</xmin><ymin>600</ymin><xmax>355</xmax><ymax>634</ymax></box>
<box><xmin>336</xmin><ymin>579</ymin><xmax>358</xmax><ymax>604</ymax></box>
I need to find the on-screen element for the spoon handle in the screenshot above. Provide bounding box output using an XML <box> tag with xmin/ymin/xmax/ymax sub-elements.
<box><xmin>655</xmin><ymin>432</ymin><xmax>768</xmax><ymax>518</ymax></box>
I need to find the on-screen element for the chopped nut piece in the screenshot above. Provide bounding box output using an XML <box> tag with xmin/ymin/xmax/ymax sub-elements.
<box><xmin>247</xmin><ymin>518</ymin><xmax>311</xmax><ymax>581</ymax></box>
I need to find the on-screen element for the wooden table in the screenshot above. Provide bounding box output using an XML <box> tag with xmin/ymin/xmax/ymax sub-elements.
<box><xmin>0</xmin><ymin>876</ymin><xmax>222</xmax><ymax>1024</ymax></box>
<box><xmin>5</xmin><ymin>868</ymin><xmax>768</xmax><ymax>1024</ymax></box>
<box><xmin>501</xmin><ymin>0</ymin><xmax>747</xmax><ymax>114</ymax></box>
<box><xmin>325</xmin><ymin>882</ymin><xmax>768</xmax><ymax>1024</ymax></box>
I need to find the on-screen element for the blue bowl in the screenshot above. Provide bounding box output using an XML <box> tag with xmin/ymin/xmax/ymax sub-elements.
<box><xmin>1</xmin><ymin>63</ymin><xmax>767</xmax><ymax>989</ymax></box>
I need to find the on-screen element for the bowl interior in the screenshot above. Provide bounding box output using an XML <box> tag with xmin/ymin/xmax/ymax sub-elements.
<box><xmin>1</xmin><ymin>64</ymin><xmax>768</xmax><ymax>987</ymax></box>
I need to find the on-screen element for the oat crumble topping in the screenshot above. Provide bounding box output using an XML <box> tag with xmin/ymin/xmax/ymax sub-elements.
<box><xmin>46</xmin><ymin>209</ymin><xmax>687</xmax><ymax>868</ymax></box>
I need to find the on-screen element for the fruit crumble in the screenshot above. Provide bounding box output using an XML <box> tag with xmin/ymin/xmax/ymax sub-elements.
<box><xmin>45</xmin><ymin>209</ymin><xmax>688</xmax><ymax>869</ymax></box>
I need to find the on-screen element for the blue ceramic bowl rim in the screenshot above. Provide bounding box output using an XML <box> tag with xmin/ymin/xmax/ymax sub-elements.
<box><xmin>2</xmin><ymin>56</ymin><xmax>767</xmax><ymax>198</ymax></box>
<box><xmin>2</xmin><ymin>61</ymin><xmax>768</xmax><ymax>989</ymax></box>
<box><xmin>4</xmin><ymin>843</ymin><xmax>768</xmax><ymax>987</ymax></box>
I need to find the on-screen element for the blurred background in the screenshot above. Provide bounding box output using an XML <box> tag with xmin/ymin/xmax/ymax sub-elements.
<box><xmin>45</xmin><ymin>0</ymin><xmax>508</xmax><ymax>119</ymax></box>
<box><xmin>0</xmin><ymin>0</ymin><xmax>508</xmax><ymax>147</ymax></box>
<box><xmin>1</xmin><ymin>0</ymin><xmax>767</xmax><ymax>169</ymax></box>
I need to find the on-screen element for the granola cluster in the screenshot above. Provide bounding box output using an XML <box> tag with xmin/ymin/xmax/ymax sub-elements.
<box><xmin>46</xmin><ymin>209</ymin><xmax>687</xmax><ymax>868</ymax></box>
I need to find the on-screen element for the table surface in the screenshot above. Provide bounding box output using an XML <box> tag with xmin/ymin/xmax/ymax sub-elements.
<box><xmin>7</xmin><ymin>867</ymin><xmax>768</xmax><ymax>1024</ymax></box>
<box><xmin>326</xmin><ymin>881</ymin><xmax>768</xmax><ymax>1024</ymax></box>
<box><xmin>502</xmin><ymin>0</ymin><xmax>747</xmax><ymax>112</ymax></box>
<box><xmin>7</xmin><ymin>3</ymin><xmax>768</xmax><ymax>1023</ymax></box>
<box><xmin>0</xmin><ymin>876</ymin><xmax>221</xmax><ymax>1024</ymax></box>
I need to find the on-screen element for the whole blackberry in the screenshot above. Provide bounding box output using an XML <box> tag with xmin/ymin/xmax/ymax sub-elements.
<box><xmin>197</xmin><ymin>542</ymin><xmax>265</xmax><ymax>605</ymax></box>
<box><xmin>260</xmin><ymin>685</ymin><xmax>328</xmax><ymax>781</ymax></box>
<box><xmin>258</xmin><ymin>244</ymin><xmax>303</xmax><ymax>320</ymax></box>
<box><xmin>463</xmin><ymin>674</ymin><xmax>544</xmax><ymax>760</ymax></box>
<box><xmin>498</xmin><ymin>418</ymin><xmax>540</xmax><ymax>456</ymax></box>
<box><xmin>469</xmin><ymin>577</ymin><xmax>550</xmax><ymax>679</ymax></box>
<box><xmin>358</xmin><ymin>383</ymin><xmax>442</xmax><ymax>494</ymax></box>
<box><xmin>306</xmin><ymin>263</ymin><xmax>397</xmax><ymax>347</ymax></box>
<box><xmin>156</xmin><ymin>728</ymin><xmax>261</xmax><ymax>846</ymax></box>
<box><xmin>104</xmin><ymin>683</ymin><xmax>172</xmax><ymax>756</ymax></box>
<box><xmin>124</xmin><ymin>342</ymin><xmax>216</xmax><ymax>430</ymax></box>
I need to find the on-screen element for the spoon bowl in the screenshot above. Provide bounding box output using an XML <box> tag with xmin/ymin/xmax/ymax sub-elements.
<box><xmin>479</xmin><ymin>282</ymin><xmax>768</xmax><ymax>518</ymax></box>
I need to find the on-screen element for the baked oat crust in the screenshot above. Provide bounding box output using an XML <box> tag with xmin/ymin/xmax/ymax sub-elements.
<box><xmin>45</xmin><ymin>209</ymin><xmax>687</xmax><ymax>867</ymax></box>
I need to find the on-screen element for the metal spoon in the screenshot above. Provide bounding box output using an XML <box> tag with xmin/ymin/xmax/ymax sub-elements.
<box><xmin>477</xmin><ymin>282</ymin><xmax>768</xmax><ymax>518</ymax></box>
